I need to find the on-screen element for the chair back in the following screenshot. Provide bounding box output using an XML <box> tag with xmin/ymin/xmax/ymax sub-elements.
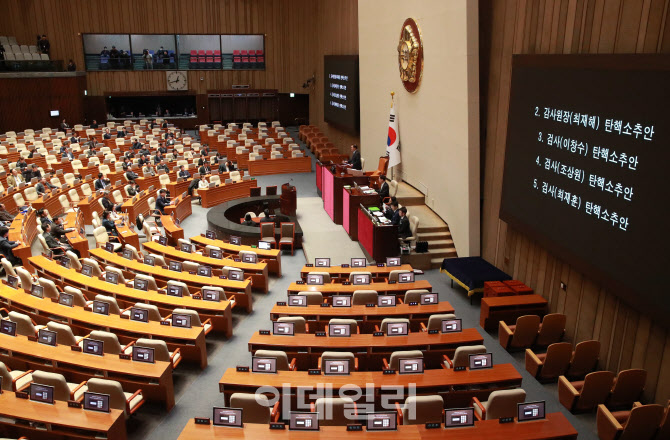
<box><xmin>608</xmin><ymin>369</ymin><xmax>647</xmax><ymax>409</ymax></box>
<box><xmin>135</xmin><ymin>274</ymin><xmax>158</xmax><ymax>291</ymax></box>
<box><xmin>94</xmin><ymin>294</ymin><xmax>121</xmax><ymax>314</ymax></box>
<box><xmin>307</xmin><ymin>271</ymin><xmax>331</xmax><ymax>283</ymax></box>
<box><xmin>254</xmin><ymin>349</ymin><xmax>290</xmax><ymax>371</ymax></box>
<box><xmin>389</xmin><ymin>270</ymin><xmax>412</xmax><ymax>283</ymax></box>
<box><xmin>328</xmin><ymin>318</ymin><xmax>358</xmax><ymax>333</ymax></box>
<box><xmin>24</xmin><ymin>187</ymin><xmax>38</xmax><ymax>201</ymax></box>
<box><xmin>300</xmin><ymin>292</ymin><xmax>323</xmax><ymax>305</ymax></box>
<box><xmin>449</xmin><ymin>345</ymin><xmax>487</xmax><ymax>369</ymax></box>
<box><xmin>68</xmin><ymin>188</ymin><xmax>80</xmax><ymax>203</ymax></box>
<box><xmin>351</xmin><ymin>290</ymin><xmax>377</xmax><ymax>305</ymax></box>
<box><xmin>280</xmin><ymin>222</ymin><xmax>294</xmax><ymax>239</ymax></box>
<box><xmin>93</xmin><ymin>226</ymin><xmax>111</xmax><ymax>245</ymax></box>
<box><xmin>1</xmin><ymin>258</ymin><xmax>17</xmax><ymax>277</ymax></box>
<box><xmin>89</xmin><ymin>330</ymin><xmax>123</xmax><ymax>354</ymax></box>
<box><xmin>483</xmin><ymin>389</ymin><xmax>527</xmax><ymax>420</ymax></box>
<box><xmin>172</xmin><ymin>308</ymin><xmax>203</xmax><ymax>326</ymax></box>
<box><xmin>230</xmin><ymin>393</ymin><xmax>272</xmax><ymax>424</ymax></box>
<box><xmin>402</xmin><ymin>395</ymin><xmax>444</xmax><ymax>425</ymax></box>
<box><xmin>0</xmin><ymin>361</ymin><xmax>17</xmax><ymax>391</ymax></box>
<box><xmin>509</xmin><ymin>315</ymin><xmax>541</xmax><ymax>348</ymax></box>
<box><xmin>536</xmin><ymin>313</ymin><xmax>567</xmax><ymax>346</ymax></box>
<box><xmin>81</xmin><ymin>257</ymin><xmax>103</xmax><ymax>276</ymax></box>
<box><xmin>31</xmin><ymin>370</ymin><xmax>70</xmax><ymax>401</ymax></box>
<box><xmin>59</xmin><ymin>194</ymin><xmax>71</xmax><ymax>210</ymax></box>
<box><xmin>277</xmin><ymin>316</ymin><xmax>307</xmax><ymax>333</ymax></box>
<box><xmin>568</xmin><ymin>340</ymin><xmax>600</xmax><ymax>378</ymax></box>
<box><xmin>133</xmin><ymin>303</ymin><xmax>162</xmax><ymax>322</ymax></box>
<box><xmin>426</xmin><ymin>313</ymin><xmax>456</xmax><ymax>331</ymax></box>
<box><xmin>260</xmin><ymin>222</ymin><xmax>274</xmax><ymax>240</ymax></box>
<box><xmin>105</xmin><ymin>266</ymin><xmax>126</xmax><ymax>283</ymax></box>
<box><xmin>315</xmin><ymin>397</ymin><xmax>354</xmax><ymax>426</ymax></box>
<box><xmin>389</xmin><ymin>350</ymin><xmax>423</xmax><ymax>370</ymax></box>
<box><xmin>539</xmin><ymin>342</ymin><xmax>573</xmax><ymax>380</ymax></box>
<box><xmin>619</xmin><ymin>404</ymin><xmax>665</xmax><ymax>440</ymax></box>
<box><xmin>320</xmin><ymin>351</ymin><xmax>355</xmax><ymax>365</ymax></box>
<box><xmin>577</xmin><ymin>371</ymin><xmax>616</xmax><ymax>412</ymax></box>
<box><xmin>348</xmin><ymin>271</ymin><xmax>372</xmax><ymax>282</ymax></box>
<box><xmin>167</xmin><ymin>280</ymin><xmax>190</xmax><ymax>295</ymax></box>
<box><xmin>81</xmin><ymin>183</ymin><xmax>92</xmax><ymax>196</ymax></box>
<box><xmin>16</xmin><ymin>267</ymin><xmax>34</xmax><ymax>291</ymax></box>
<box><xmin>46</xmin><ymin>321</ymin><xmax>79</xmax><ymax>346</ymax></box>
<box><xmin>656</xmin><ymin>402</ymin><xmax>670</xmax><ymax>440</ymax></box>
<box><xmin>135</xmin><ymin>338</ymin><xmax>170</xmax><ymax>361</ymax></box>
<box><xmin>86</xmin><ymin>378</ymin><xmax>130</xmax><ymax>415</ymax></box>
<box><xmin>37</xmin><ymin>277</ymin><xmax>60</xmax><ymax>299</ymax></box>
<box><xmin>380</xmin><ymin>318</ymin><xmax>410</xmax><ymax>333</ymax></box>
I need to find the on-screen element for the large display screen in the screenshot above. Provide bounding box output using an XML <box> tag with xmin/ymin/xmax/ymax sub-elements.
<box><xmin>500</xmin><ymin>55</ymin><xmax>669</xmax><ymax>325</ymax></box>
<box><xmin>324</xmin><ymin>55</ymin><xmax>360</xmax><ymax>134</ymax></box>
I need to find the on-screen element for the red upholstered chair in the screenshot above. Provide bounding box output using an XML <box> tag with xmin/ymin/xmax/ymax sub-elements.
<box><xmin>214</xmin><ymin>50</ymin><xmax>221</xmax><ymax>56</ymax></box>
<box><xmin>256</xmin><ymin>50</ymin><xmax>264</xmax><ymax>56</ymax></box>
<box><xmin>241</xmin><ymin>57</ymin><xmax>249</xmax><ymax>67</ymax></box>
<box><xmin>249</xmin><ymin>50</ymin><xmax>256</xmax><ymax>56</ymax></box>
<box><xmin>198</xmin><ymin>50</ymin><xmax>205</xmax><ymax>62</ymax></box>
<box><xmin>233</xmin><ymin>50</ymin><xmax>240</xmax><ymax>56</ymax></box>
<box><xmin>190</xmin><ymin>50</ymin><xmax>197</xmax><ymax>56</ymax></box>
<box><xmin>241</xmin><ymin>50</ymin><xmax>248</xmax><ymax>56</ymax></box>
<box><xmin>205</xmin><ymin>50</ymin><xmax>213</xmax><ymax>56</ymax></box>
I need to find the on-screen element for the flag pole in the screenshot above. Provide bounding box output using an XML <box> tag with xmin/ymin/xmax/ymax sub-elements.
<box><xmin>389</xmin><ymin>91</ymin><xmax>395</xmax><ymax>182</ymax></box>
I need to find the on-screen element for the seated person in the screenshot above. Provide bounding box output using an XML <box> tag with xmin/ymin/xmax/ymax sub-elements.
<box><xmin>0</xmin><ymin>204</ymin><xmax>15</xmax><ymax>224</ymax></box>
<box><xmin>142</xmin><ymin>164</ymin><xmax>155</xmax><ymax>176</ymax></box>
<box><xmin>46</xmin><ymin>218</ymin><xmax>80</xmax><ymax>257</ymax></box>
<box><xmin>100</xmin><ymin>191</ymin><xmax>122</xmax><ymax>213</ymax></box>
<box><xmin>0</xmin><ymin>226</ymin><xmax>22</xmax><ymax>265</ymax></box>
<box><xmin>126</xmin><ymin>183</ymin><xmax>141</xmax><ymax>197</ymax></box>
<box><xmin>178</xmin><ymin>165</ymin><xmax>191</xmax><ymax>179</ymax></box>
<box><xmin>398</xmin><ymin>207</ymin><xmax>411</xmax><ymax>239</ymax></box>
<box><xmin>198</xmin><ymin>163</ymin><xmax>211</xmax><ymax>175</ymax></box>
<box><xmin>125</xmin><ymin>168</ymin><xmax>139</xmax><ymax>181</ymax></box>
<box><xmin>102</xmin><ymin>128</ymin><xmax>112</xmax><ymax>139</ymax></box>
<box><xmin>154</xmin><ymin>189</ymin><xmax>171</xmax><ymax>215</ymax></box>
<box><xmin>378</xmin><ymin>175</ymin><xmax>390</xmax><ymax>202</ymax></box>
<box><xmin>101</xmin><ymin>210</ymin><xmax>118</xmax><ymax>236</ymax></box>
<box><xmin>23</xmin><ymin>164</ymin><xmax>40</xmax><ymax>181</ymax></box>
<box><xmin>36</xmin><ymin>177</ymin><xmax>57</xmax><ymax>195</ymax></box>
<box><xmin>156</xmin><ymin>161</ymin><xmax>169</xmax><ymax>173</ymax></box>
<box><xmin>131</xmin><ymin>138</ymin><xmax>142</xmax><ymax>150</ymax></box>
<box><xmin>94</xmin><ymin>173</ymin><xmax>109</xmax><ymax>191</ymax></box>
<box><xmin>242</xmin><ymin>213</ymin><xmax>255</xmax><ymax>226</ymax></box>
<box><xmin>38</xmin><ymin>209</ymin><xmax>53</xmax><ymax>229</ymax></box>
<box><xmin>90</xmin><ymin>119</ymin><xmax>99</xmax><ymax>129</ymax></box>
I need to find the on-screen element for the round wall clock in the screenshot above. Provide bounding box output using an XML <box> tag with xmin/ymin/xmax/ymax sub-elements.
<box><xmin>397</xmin><ymin>18</ymin><xmax>423</xmax><ymax>93</ymax></box>
<box><xmin>166</xmin><ymin>70</ymin><xmax>188</xmax><ymax>91</ymax></box>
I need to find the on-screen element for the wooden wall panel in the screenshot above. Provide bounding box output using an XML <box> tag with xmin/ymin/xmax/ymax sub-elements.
<box><xmin>480</xmin><ymin>0</ymin><xmax>670</xmax><ymax>404</ymax></box>
<box><xmin>0</xmin><ymin>0</ymin><xmax>356</xmax><ymax>149</ymax></box>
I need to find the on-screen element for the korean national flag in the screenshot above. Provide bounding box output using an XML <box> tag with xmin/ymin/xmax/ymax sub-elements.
<box><xmin>386</xmin><ymin>101</ymin><xmax>401</xmax><ymax>168</ymax></box>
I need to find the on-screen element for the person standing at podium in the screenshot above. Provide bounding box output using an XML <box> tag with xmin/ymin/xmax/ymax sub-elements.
<box><xmin>348</xmin><ymin>144</ymin><xmax>362</xmax><ymax>170</ymax></box>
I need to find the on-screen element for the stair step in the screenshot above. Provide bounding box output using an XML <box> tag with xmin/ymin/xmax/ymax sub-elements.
<box><xmin>419</xmin><ymin>231</ymin><xmax>452</xmax><ymax>241</ymax></box>
<box><xmin>418</xmin><ymin>225</ymin><xmax>450</xmax><ymax>233</ymax></box>
<box><xmin>422</xmin><ymin>239</ymin><xmax>454</xmax><ymax>249</ymax></box>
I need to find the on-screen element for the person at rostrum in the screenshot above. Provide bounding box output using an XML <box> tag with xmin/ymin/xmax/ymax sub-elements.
<box><xmin>348</xmin><ymin>144</ymin><xmax>362</xmax><ymax>170</ymax></box>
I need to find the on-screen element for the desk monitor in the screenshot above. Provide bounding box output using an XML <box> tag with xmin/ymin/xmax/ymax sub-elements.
<box><xmin>315</xmin><ymin>258</ymin><xmax>330</xmax><ymax>268</ymax></box>
<box><xmin>132</xmin><ymin>346</ymin><xmax>155</xmax><ymax>363</ymax></box>
<box><xmin>169</xmin><ymin>261</ymin><xmax>182</xmax><ymax>272</ymax></box>
<box><xmin>6</xmin><ymin>275</ymin><xmax>18</xmax><ymax>288</ymax></box>
<box><xmin>323</xmin><ymin>359</ymin><xmax>350</xmax><ymax>376</ymax></box>
<box><xmin>332</xmin><ymin>295</ymin><xmax>351</xmax><ymax>307</ymax></box>
<box><xmin>134</xmin><ymin>278</ymin><xmax>149</xmax><ymax>291</ymax></box>
<box><xmin>258</xmin><ymin>241</ymin><xmax>271</xmax><ymax>250</ymax></box>
<box><xmin>273</xmin><ymin>321</ymin><xmax>294</xmax><ymax>336</ymax></box>
<box><xmin>242</xmin><ymin>253</ymin><xmax>257</xmax><ymax>263</ymax></box>
<box><xmin>386</xmin><ymin>322</ymin><xmax>409</xmax><ymax>336</ymax></box>
<box><xmin>172</xmin><ymin>313</ymin><xmax>192</xmax><ymax>329</ymax></box>
<box><xmin>377</xmin><ymin>295</ymin><xmax>396</xmax><ymax>307</ymax></box>
<box><xmin>130</xmin><ymin>307</ymin><xmax>149</xmax><ymax>322</ymax></box>
<box><xmin>58</xmin><ymin>292</ymin><xmax>74</xmax><ymax>307</ymax></box>
<box><xmin>441</xmin><ymin>318</ymin><xmax>462</xmax><ymax>333</ymax></box>
<box><xmin>59</xmin><ymin>256</ymin><xmax>71</xmax><ymax>268</ymax></box>
<box><xmin>37</xmin><ymin>328</ymin><xmax>57</xmax><ymax>346</ymax></box>
<box><xmin>121</xmin><ymin>248</ymin><xmax>133</xmax><ymax>260</ymax></box>
<box><xmin>469</xmin><ymin>353</ymin><xmax>493</xmax><ymax>370</ymax></box>
<box><xmin>81</xmin><ymin>264</ymin><xmax>93</xmax><ymax>277</ymax></box>
<box><xmin>386</xmin><ymin>257</ymin><xmax>401</xmax><ymax>267</ymax></box>
<box><xmin>30</xmin><ymin>284</ymin><xmax>44</xmax><ymax>299</ymax></box>
<box><xmin>84</xmin><ymin>392</ymin><xmax>111</xmax><ymax>413</ymax></box>
<box><xmin>366</xmin><ymin>412</ymin><xmax>397</xmax><ymax>431</ymax></box>
<box><xmin>104</xmin><ymin>242</ymin><xmax>115</xmax><ymax>253</ymax></box>
<box><xmin>82</xmin><ymin>338</ymin><xmax>104</xmax><ymax>356</ymax></box>
<box><xmin>398</xmin><ymin>358</ymin><xmax>424</xmax><ymax>374</ymax></box>
<box><xmin>288</xmin><ymin>295</ymin><xmax>307</xmax><ymax>307</ymax></box>
<box><xmin>92</xmin><ymin>300</ymin><xmax>110</xmax><ymax>316</ymax></box>
<box><xmin>398</xmin><ymin>272</ymin><xmax>415</xmax><ymax>283</ymax></box>
<box><xmin>306</xmin><ymin>274</ymin><xmax>324</xmax><ymax>285</ymax></box>
<box><xmin>158</xmin><ymin>236</ymin><xmax>168</xmax><ymax>246</ymax></box>
<box><xmin>352</xmin><ymin>274</ymin><xmax>371</xmax><ymax>285</ymax></box>
<box><xmin>517</xmin><ymin>401</ymin><xmax>546</xmax><ymax>422</ymax></box>
<box><xmin>143</xmin><ymin>255</ymin><xmax>155</xmax><ymax>266</ymax></box>
<box><xmin>252</xmin><ymin>356</ymin><xmax>277</xmax><ymax>373</ymax></box>
<box><xmin>180</xmin><ymin>242</ymin><xmax>193</xmax><ymax>253</ymax></box>
<box><xmin>289</xmin><ymin>412</ymin><xmax>319</xmax><ymax>431</ymax></box>
<box><xmin>444</xmin><ymin>408</ymin><xmax>475</xmax><ymax>428</ymax></box>
<box><xmin>166</xmin><ymin>284</ymin><xmax>183</xmax><ymax>297</ymax></box>
<box><xmin>209</xmin><ymin>248</ymin><xmax>222</xmax><ymax>259</ymax></box>
<box><xmin>202</xmin><ymin>288</ymin><xmax>221</xmax><ymax>302</ymax></box>
<box><xmin>213</xmin><ymin>407</ymin><xmax>243</xmax><ymax>428</ymax></box>
<box><xmin>230</xmin><ymin>236</ymin><xmax>241</xmax><ymax>245</ymax></box>
<box><xmin>197</xmin><ymin>265</ymin><xmax>212</xmax><ymax>277</ymax></box>
<box><xmin>105</xmin><ymin>271</ymin><xmax>119</xmax><ymax>285</ymax></box>
<box><xmin>351</xmin><ymin>258</ymin><xmax>366</xmax><ymax>267</ymax></box>
<box><xmin>0</xmin><ymin>320</ymin><xmax>16</xmax><ymax>336</ymax></box>
<box><xmin>328</xmin><ymin>323</ymin><xmax>351</xmax><ymax>337</ymax></box>
<box><xmin>228</xmin><ymin>270</ymin><xmax>243</xmax><ymax>281</ymax></box>
<box><xmin>205</xmin><ymin>230</ymin><xmax>216</xmax><ymax>239</ymax></box>
<box><xmin>420</xmin><ymin>293</ymin><xmax>438</xmax><ymax>305</ymax></box>
<box><xmin>30</xmin><ymin>383</ymin><xmax>54</xmax><ymax>404</ymax></box>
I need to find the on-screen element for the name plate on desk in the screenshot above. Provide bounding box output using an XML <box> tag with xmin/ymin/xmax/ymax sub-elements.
<box><xmin>68</xmin><ymin>401</ymin><xmax>82</xmax><ymax>408</ymax></box>
<box><xmin>71</xmin><ymin>345</ymin><xmax>82</xmax><ymax>352</ymax></box>
<box><xmin>195</xmin><ymin>417</ymin><xmax>211</xmax><ymax>425</ymax></box>
<box><xmin>388</xmin><ymin>280</ymin><xmax>397</xmax><ymax>284</ymax></box>
<box><xmin>454</xmin><ymin>366</ymin><xmax>467</xmax><ymax>372</ymax></box>
<box><xmin>276</xmin><ymin>301</ymin><xmax>287</xmax><ymax>306</ymax></box>
<box><xmin>259</xmin><ymin>330</ymin><xmax>271</xmax><ymax>335</ymax></box>
<box><xmin>308</xmin><ymin>369</ymin><xmax>321</xmax><ymax>375</ymax></box>
<box><xmin>383</xmin><ymin>369</ymin><xmax>396</xmax><ymax>375</ymax></box>
<box><xmin>119</xmin><ymin>353</ymin><xmax>131</xmax><ymax>360</ymax></box>
<box><xmin>499</xmin><ymin>417</ymin><xmax>514</xmax><ymax>424</ymax></box>
<box><xmin>160</xmin><ymin>321</ymin><xmax>171</xmax><ymax>326</ymax></box>
<box><xmin>320</xmin><ymin>303</ymin><xmax>330</xmax><ymax>307</ymax></box>
<box><xmin>366</xmin><ymin>303</ymin><xmax>375</xmax><ymax>308</ymax></box>
<box><xmin>428</xmin><ymin>329</ymin><xmax>439</xmax><ymax>335</ymax></box>
<box><xmin>377</xmin><ymin>263</ymin><xmax>385</xmax><ymax>267</ymax></box>
<box><xmin>16</xmin><ymin>391</ymin><xmax>28</xmax><ymax>399</ymax></box>
<box><xmin>270</xmin><ymin>423</ymin><xmax>286</xmax><ymax>430</ymax></box>
<box><xmin>219</xmin><ymin>275</ymin><xmax>227</xmax><ymax>279</ymax></box>
<box><xmin>236</xmin><ymin>366</ymin><xmax>250</xmax><ymax>372</ymax></box>
<box><xmin>305</xmin><ymin>264</ymin><xmax>314</xmax><ymax>267</ymax></box>
<box><xmin>192</xmin><ymin>294</ymin><xmax>202</xmax><ymax>300</ymax></box>
<box><xmin>425</xmin><ymin>422</ymin><xmax>441</xmax><ymax>429</ymax></box>
<box><xmin>341</xmin><ymin>264</ymin><xmax>350</xmax><ymax>268</ymax></box>
<box><xmin>342</xmin><ymin>281</ymin><xmax>351</xmax><ymax>285</ymax></box>
<box><xmin>27</xmin><ymin>335</ymin><xmax>37</xmax><ymax>342</ymax></box>
<box><xmin>315</xmin><ymin>332</ymin><xmax>326</xmax><ymax>337</ymax></box>
<box><xmin>347</xmin><ymin>424</ymin><xmax>363</xmax><ymax>431</ymax></box>
<box><xmin>373</xmin><ymin>331</ymin><xmax>384</xmax><ymax>337</ymax></box>
<box><xmin>296</xmin><ymin>281</ymin><xmax>304</xmax><ymax>284</ymax></box>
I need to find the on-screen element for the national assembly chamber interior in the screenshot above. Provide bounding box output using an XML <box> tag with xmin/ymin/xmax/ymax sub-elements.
<box><xmin>0</xmin><ymin>0</ymin><xmax>667</xmax><ymax>439</ymax></box>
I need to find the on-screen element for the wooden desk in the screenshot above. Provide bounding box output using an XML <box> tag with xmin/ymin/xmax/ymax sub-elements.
<box><xmin>63</xmin><ymin>210</ymin><xmax>90</xmax><ymax>258</ymax></box>
<box><xmin>143</xmin><ymin>241</ymin><xmax>270</xmax><ymax>293</ymax></box>
<box><xmin>270</xmin><ymin>301</ymin><xmax>454</xmax><ymax>333</ymax></box>
<box><xmin>300</xmin><ymin>264</ymin><xmax>414</xmax><ymax>282</ymax></box>
<box><xmin>219</xmin><ymin>364</ymin><xmax>522</xmax><ymax>408</ymax></box>
<box><xmin>164</xmin><ymin>193</ymin><xmax>193</xmax><ymax>222</ymax></box>
<box><xmin>480</xmin><ymin>294</ymin><xmax>549</xmax><ymax>331</ymax></box>
<box><xmin>135</xmin><ymin>174</ymin><xmax>161</xmax><ymax>191</ymax></box>
<box><xmin>166</xmin><ymin>179</ymin><xmax>191</xmax><ymax>199</ymax></box>
<box><xmin>247</xmin><ymin>328</ymin><xmax>484</xmax><ymax>370</ymax></box>
<box><xmin>121</xmin><ymin>189</ymin><xmax>151</xmax><ymax>220</ymax></box>
<box><xmin>287</xmin><ymin>280</ymin><xmax>432</xmax><ymax>301</ymax></box>
<box><xmin>343</xmin><ymin>187</ymin><xmax>380</xmax><ymax>241</ymax></box>
<box><xmin>199</xmin><ymin>180</ymin><xmax>258</xmax><ymax>208</ymax></box>
<box><xmin>0</xmin><ymin>283</ymin><xmax>208</xmax><ymax>368</ymax></box>
<box><xmin>161</xmin><ymin>214</ymin><xmax>185</xmax><ymax>244</ymax></box>
<box><xmin>358</xmin><ymin>207</ymin><xmax>399</xmax><ymax>263</ymax></box>
<box><xmin>0</xmin><ymin>332</ymin><xmax>175</xmax><ymax>409</ymax></box>
<box><xmin>89</xmin><ymin>247</ymin><xmax>253</xmax><ymax>315</ymax></box>
<box><xmin>247</xmin><ymin>156</ymin><xmax>312</xmax><ymax>176</ymax></box>
<box><xmin>0</xmin><ymin>392</ymin><xmax>127</xmax><ymax>440</ymax></box>
<box><xmin>30</xmin><ymin>255</ymin><xmax>235</xmax><ymax>334</ymax></box>
<box><xmin>190</xmin><ymin>235</ymin><xmax>282</xmax><ymax>276</ymax></box>
<box><xmin>9</xmin><ymin>211</ymin><xmax>37</xmax><ymax>272</ymax></box>
<box><xmin>177</xmin><ymin>412</ymin><xmax>577</xmax><ymax>440</ymax></box>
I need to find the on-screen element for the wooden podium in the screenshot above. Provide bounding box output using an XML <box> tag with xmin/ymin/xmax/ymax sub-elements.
<box><xmin>280</xmin><ymin>183</ymin><xmax>297</xmax><ymax>216</ymax></box>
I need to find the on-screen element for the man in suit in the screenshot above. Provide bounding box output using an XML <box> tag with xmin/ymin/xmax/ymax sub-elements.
<box><xmin>125</xmin><ymin>167</ymin><xmax>139</xmax><ymax>181</ymax></box>
<box><xmin>178</xmin><ymin>165</ymin><xmax>191</xmax><ymax>179</ymax></box>
<box><xmin>117</xmin><ymin>127</ymin><xmax>126</xmax><ymax>138</ymax></box>
<box><xmin>60</xmin><ymin>119</ymin><xmax>69</xmax><ymax>131</ymax></box>
<box><xmin>0</xmin><ymin>226</ymin><xmax>22</xmax><ymax>265</ymax></box>
<box><xmin>142</xmin><ymin>163</ymin><xmax>155</xmax><ymax>176</ymax></box>
<box><xmin>62</xmin><ymin>147</ymin><xmax>75</xmax><ymax>161</ymax></box>
<box><xmin>153</xmin><ymin>151</ymin><xmax>164</xmax><ymax>165</ymax></box>
<box><xmin>7</xmin><ymin>169</ymin><xmax>24</xmax><ymax>188</ymax></box>
<box><xmin>397</xmin><ymin>207</ymin><xmax>411</xmax><ymax>239</ymax></box>
<box><xmin>156</xmin><ymin>161</ymin><xmax>169</xmax><ymax>173</ymax></box>
<box><xmin>198</xmin><ymin>163</ymin><xmax>211</xmax><ymax>175</ymax></box>
<box><xmin>16</xmin><ymin>158</ymin><xmax>28</xmax><ymax>170</ymax></box>
<box><xmin>165</xmin><ymin>134</ymin><xmax>175</xmax><ymax>147</ymax></box>
<box><xmin>131</xmin><ymin>138</ymin><xmax>142</xmax><ymax>151</ymax></box>
<box><xmin>390</xmin><ymin>201</ymin><xmax>401</xmax><ymax>225</ymax></box>
<box><xmin>38</xmin><ymin>209</ymin><xmax>53</xmax><ymax>229</ymax></box>
<box><xmin>69</xmin><ymin>133</ymin><xmax>79</xmax><ymax>145</ymax></box>
<box><xmin>378</xmin><ymin>175</ymin><xmax>390</xmax><ymax>202</ymax></box>
<box><xmin>100</xmin><ymin>191</ymin><xmax>121</xmax><ymax>213</ymax></box>
<box><xmin>36</xmin><ymin>177</ymin><xmax>57</xmax><ymax>195</ymax></box>
<box><xmin>162</xmin><ymin>120</ymin><xmax>168</xmax><ymax>129</ymax></box>
<box><xmin>348</xmin><ymin>144</ymin><xmax>362</xmax><ymax>170</ymax></box>
<box><xmin>101</xmin><ymin>210</ymin><xmax>118</xmax><ymax>236</ymax></box>
<box><xmin>90</xmin><ymin>120</ymin><xmax>99</xmax><ymax>129</ymax></box>
<box><xmin>22</xmin><ymin>164</ymin><xmax>38</xmax><ymax>181</ymax></box>
<box><xmin>0</xmin><ymin>204</ymin><xmax>15</xmax><ymax>224</ymax></box>
<box><xmin>50</xmin><ymin>216</ymin><xmax>81</xmax><ymax>256</ymax></box>
<box><xmin>155</xmin><ymin>189</ymin><xmax>171</xmax><ymax>215</ymax></box>
<box><xmin>94</xmin><ymin>173</ymin><xmax>108</xmax><ymax>191</ymax></box>
<box><xmin>102</xmin><ymin>128</ymin><xmax>112</xmax><ymax>139</ymax></box>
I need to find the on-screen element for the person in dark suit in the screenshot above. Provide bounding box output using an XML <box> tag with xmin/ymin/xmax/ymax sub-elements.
<box><xmin>102</xmin><ymin>128</ymin><xmax>112</xmax><ymax>139</ymax></box>
<box><xmin>162</xmin><ymin>120</ymin><xmax>168</xmax><ymax>129</ymax></box>
<box><xmin>100</xmin><ymin>192</ymin><xmax>121</xmax><ymax>213</ymax></box>
<box><xmin>101</xmin><ymin>210</ymin><xmax>118</xmax><ymax>236</ymax></box>
<box><xmin>0</xmin><ymin>204</ymin><xmax>15</xmax><ymax>223</ymax></box>
<box><xmin>378</xmin><ymin>175</ymin><xmax>390</xmax><ymax>202</ymax></box>
<box><xmin>131</xmin><ymin>138</ymin><xmax>142</xmax><ymax>151</ymax></box>
<box><xmin>178</xmin><ymin>165</ymin><xmax>191</xmax><ymax>179</ymax></box>
<box><xmin>94</xmin><ymin>173</ymin><xmax>108</xmax><ymax>191</ymax></box>
<box><xmin>16</xmin><ymin>158</ymin><xmax>28</xmax><ymax>170</ymax></box>
<box><xmin>60</xmin><ymin>119</ymin><xmax>69</xmax><ymax>131</ymax></box>
<box><xmin>23</xmin><ymin>164</ymin><xmax>39</xmax><ymax>181</ymax></box>
<box><xmin>397</xmin><ymin>207</ymin><xmax>411</xmax><ymax>239</ymax></box>
<box><xmin>43</xmin><ymin>223</ymin><xmax>68</xmax><ymax>255</ymax></box>
<box><xmin>242</xmin><ymin>213</ymin><xmax>255</xmax><ymax>226</ymax></box>
<box><xmin>51</xmin><ymin>216</ymin><xmax>80</xmax><ymax>256</ymax></box>
<box><xmin>38</xmin><ymin>209</ymin><xmax>53</xmax><ymax>229</ymax></box>
<box><xmin>90</xmin><ymin>120</ymin><xmax>99</xmax><ymax>129</ymax></box>
<box><xmin>198</xmin><ymin>163</ymin><xmax>211</xmax><ymax>175</ymax></box>
<box><xmin>117</xmin><ymin>128</ymin><xmax>126</xmax><ymax>138</ymax></box>
<box><xmin>100</xmin><ymin>47</ymin><xmax>110</xmax><ymax>57</ymax></box>
<box><xmin>36</xmin><ymin>177</ymin><xmax>57</xmax><ymax>195</ymax></box>
<box><xmin>69</xmin><ymin>134</ymin><xmax>79</xmax><ymax>144</ymax></box>
<box><xmin>155</xmin><ymin>189</ymin><xmax>171</xmax><ymax>215</ymax></box>
<box><xmin>0</xmin><ymin>226</ymin><xmax>22</xmax><ymax>265</ymax></box>
<box><xmin>390</xmin><ymin>201</ymin><xmax>400</xmax><ymax>225</ymax></box>
<box><xmin>348</xmin><ymin>144</ymin><xmax>362</xmax><ymax>170</ymax></box>
<box><xmin>125</xmin><ymin>168</ymin><xmax>139</xmax><ymax>181</ymax></box>
<box><xmin>62</xmin><ymin>148</ymin><xmax>74</xmax><ymax>161</ymax></box>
